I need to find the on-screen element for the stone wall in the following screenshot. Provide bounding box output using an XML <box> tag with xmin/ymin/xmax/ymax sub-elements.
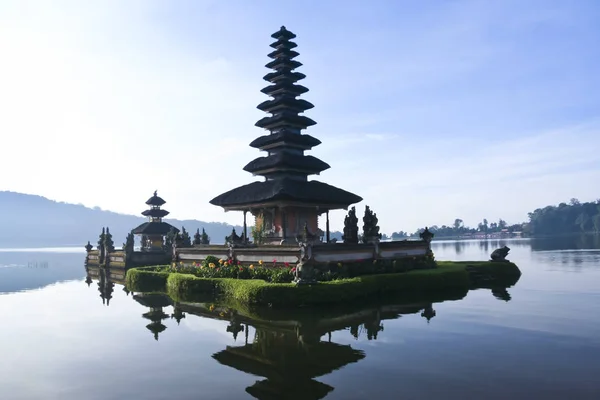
<box><xmin>175</xmin><ymin>240</ymin><xmax>430</xmax><ymax>267</ymax></box>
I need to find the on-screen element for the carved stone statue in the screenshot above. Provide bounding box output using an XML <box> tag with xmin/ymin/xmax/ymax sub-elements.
<box><xmin>362</xmin><ymin>205</ymin><xmax>382</xmax><ymax>243</ymax></box>
<box><xmin>97</xmin><ymin>227</ymin><xmax>106</xmax><ymax>264</ymax></box>
<box><xmin>194</xmin><ymin>228</ymin><xmax>211</xmax><ymax>245</ymax></box>
<box><xmin>490</xmin><ymin>245</ymin><xmax>510</xmax><ymax>262</ymax></box>
<box><xmin>123</xmin><ymin>231</ymin><xmax>134</xmax><ymax>256</ymax></box>
<box><xmin>104</xmin><ymin>227</ymin><xmax>115</xmax><ymax>253</ymax></box>
<box><xmin>225</xmin><ymin>228</ymin><xmax>243</xmax><ymax>245</ymax></box>
<box><xmin>342</xmin><ymin>206</ymin><xmax>359</xmax><ymax>244</ymax></box>
<box><xmin>294</xmin><ymin>243</ymin><xmax>316</xmax><ymax>285</ymax></box>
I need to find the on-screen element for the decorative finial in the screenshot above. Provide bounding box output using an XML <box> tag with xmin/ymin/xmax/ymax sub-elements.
<box><xmin>154</xmin><ymin>190</ymin><xmax>157</xmax><ymax>196</ymax></box>
<box><xmin>281</xmin><ymin>25</ymin><xmax>286</xmax><ymax>30</ymax></box>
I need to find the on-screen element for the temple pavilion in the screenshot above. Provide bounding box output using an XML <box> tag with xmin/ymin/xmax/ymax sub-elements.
<box><xmin>210</xmin><ymin>26</ymin><xmax>362</xmax><ymax>244</ymax></box>
<box><xmin>132</xmin><ymin>191</ymin><xmax>178</xmax><ymax>251</ymax></box>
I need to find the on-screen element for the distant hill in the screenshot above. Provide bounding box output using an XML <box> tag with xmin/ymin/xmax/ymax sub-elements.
<box><xmin>0</xmin><ymin>191</ymin><xmax>242</xmax><ymax>248</ymax></box>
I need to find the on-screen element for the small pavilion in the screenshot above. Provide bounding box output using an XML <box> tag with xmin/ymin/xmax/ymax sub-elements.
<box><xmin>132</xmin><ymin>191</ymin><xmax>178</xmax><ymax>251</ymax></box>
<box><xmin>210</xmin><ymin>26</ymin><xmax>362</xmax><ymax>244</ymax></box>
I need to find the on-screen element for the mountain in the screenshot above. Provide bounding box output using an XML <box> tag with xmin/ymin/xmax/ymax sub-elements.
<box><xmin>0</xmin><ymin>191</ymin><xmax>242</xmax><ymax>248</ymax></box>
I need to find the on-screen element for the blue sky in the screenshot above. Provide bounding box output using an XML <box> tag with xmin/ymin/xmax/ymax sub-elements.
<box><xmin>0</xmin><ymin>0</ymin><xmax>599</xmax><ymax>233</ymax></box>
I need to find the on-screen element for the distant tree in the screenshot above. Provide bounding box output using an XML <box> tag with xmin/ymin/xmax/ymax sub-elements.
<box><xmin>575</xmin><ymin>213</ymin><xmax>590</xmax><ymax>233</ymax></box>
<box><xmin>193</xmin><ymin>229</ymin><xmax>202</xmax><ymax>245</ymax></box>
<box><xmin>201</xmin><ymin>228</ymin><xmax>210</xmax><ymax>244</ymax></box>
<box><xmin>498</xmin><ymin>219</ymin><xmax>507</xmax><ymax>229</ymax></box>
<box><xmin>594</xmin><ymin>213</ymin><xmax>600</xmax><ymax>233</ymax></box>
<box><xmin>527</xmin><ymin>198</ymin><xmax>600</xmax><ymax>235</ymax></box>
<box><xmin>165</xmin><ymin>228</ymin><xmax>178</xmax><ymax>249</ymax></box>
<box><xmin>391</xmin><ymin>231</ymin><xmax>408</xmax><ymax>240</ymax></box>
<box><xmin>453</xmin><ymin>218</ymin><xmax>464</xmax><ymax>231</ymax></box>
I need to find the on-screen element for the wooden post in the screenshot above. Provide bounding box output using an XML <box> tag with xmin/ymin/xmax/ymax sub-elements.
<box><xmin>243</xmin><ymin>210</ymin><xmax>248</xmax><ymax>241</ymax></box>
<box><xmin>282</xmin><ymin>208</ymin><xmax>287</xmax><ymax>241</ymax></box>
<box><xmin>326</xmin><ymin>210</ymin><xmax>330</xmax><ymax>243</ymax></box>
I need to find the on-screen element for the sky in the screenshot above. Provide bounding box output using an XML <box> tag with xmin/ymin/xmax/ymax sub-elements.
<box><xmin>1</xmin><ymin>0</ymin><xmax>599</xmax><ymax>234</ymax></box>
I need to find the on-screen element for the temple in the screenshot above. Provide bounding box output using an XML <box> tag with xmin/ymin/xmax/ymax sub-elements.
<box><xmin>132</xmin><ymin>191</ymin><xmax>178</xmax><ymax>251</ymax></box>
<box><xmin>210</xmin><ymin>26</ymin><xmax>362</xmax><ymax>245</ymax></box>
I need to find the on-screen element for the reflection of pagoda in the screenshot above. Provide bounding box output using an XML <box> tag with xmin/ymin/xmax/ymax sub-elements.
<box><xmin>421</xmin><ymin>304</ymin><xmax>436</xmax><ymax>323</ymax></box>
<box><xmin>171</xmin><ymin>302</ymin><xmax>186</xmax><ymax>325</ymax></box>
<box><xmin>213</xmin><ymin>328</ymin><xmax>365</xmax><ymax>400</ymax></box>
<box><xmin>132</xmin><ymin>191</ymin><xmax>179</xmax><ymax>251</ymax></box>
<box><xmin>133</xmin><ymin>293</ymin><xmax>173</xmax><ymax>341</ymax></box>
<box><xmin>210</xmin><ymin>26</ymin><xmax>362</xmax><ymax>244</ymax></box>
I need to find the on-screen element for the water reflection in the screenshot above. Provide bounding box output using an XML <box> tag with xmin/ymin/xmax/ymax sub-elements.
<box><xmin>0</xmin><ymin>251</ymin><xmax>85</xmax><ymax>293</ymax></box>
<box><xmin>83</xmin><ymin>264</ymin><xmax>520</xmax><ymax>399</ymax></box>
<box><xmin>530</xmin><ymin>234</ymin><xmax>600</xmax><ymax>251</ymax></box>
<box><xmin>433</xmin><ymin>238</ymin><xmax>531</xmax><ymax>255</ymax></box>
<box><xmin>85</xmin><ymin>265</ymin><xmax>129</xmax><ymax>305</ymax></box>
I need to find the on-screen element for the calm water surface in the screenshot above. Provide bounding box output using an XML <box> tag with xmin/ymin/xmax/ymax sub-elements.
<box><xmin>1</xmin><ymin>238</ymin><xmax>599</xmax><ymax>400</ymax></box>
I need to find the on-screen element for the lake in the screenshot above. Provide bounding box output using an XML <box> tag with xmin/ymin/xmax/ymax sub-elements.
<box><xmin>1</xmin><ymin>237</ymin><xmax>599</xmax><ymax>399</ymax></box>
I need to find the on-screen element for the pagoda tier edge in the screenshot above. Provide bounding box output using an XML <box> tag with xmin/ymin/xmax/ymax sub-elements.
<box><xmin>249</xmin><ymin>131</ymin><xmax>321</xmax><ymax>150</ymax></box>
<box><xmin>209</xmin><ymin>178</ymin><xmax>362</xmax><ymax>209</ymax></box>
<box><xmin>132</xmin><ymin>221</ymin><xmax>179</xmax><ymax>235</ymax></box>
<box><xmin>243</xmin><ymin>154</ymin><xmax>330</xmax><ymax>175</ymax></box>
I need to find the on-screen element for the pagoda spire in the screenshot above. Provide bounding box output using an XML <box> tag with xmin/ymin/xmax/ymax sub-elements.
<box><xmin>245</xmin><ymin>26</ymin><xmax>329</xmax><ymax>181</ymax></box>
<box><xmin>210</xmin><ymin>26</ymin><xmax>363</xmax><ymax>238</ymax></box>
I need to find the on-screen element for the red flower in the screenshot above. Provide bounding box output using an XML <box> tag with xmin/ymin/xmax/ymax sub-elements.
<box><xmin>239</xmin><ymin>267</ymin><xmax>243</xmax><ymax>271</ymax></box>
<box><xmin>291</xmin><ymin>267</ymin><xmax>296</xmax><ymax>273</ymax></box>
<box><xmin>284</xmin><ymin>262</ymin><xmax>290</xmax><ymax>267</ymax></box>
<box><xmin>272</xmin><ymin>259</ymin><xmax>277</xmax><ymax>263</ymax></box>
<box><xmin>237</xmin><ymin>260</ymin><xmax>241</xmax><ymax>265</ymax></box>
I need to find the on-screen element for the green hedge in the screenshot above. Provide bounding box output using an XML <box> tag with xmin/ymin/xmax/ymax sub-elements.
<box><xmin>125</xmin><ymin>261</ymin><xmax>521</xmax><ymax>307</ymax></box>
<box><xmin>126</xmin><ymin>267</ymin><xmax>169</xmax><ymax>292</ymax></box>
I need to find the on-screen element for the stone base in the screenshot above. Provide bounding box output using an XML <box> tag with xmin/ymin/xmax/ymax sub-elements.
<box><xmin>293</xmin><ymin>278</ymin><xmax>318</xmax><ymax>286</ymax></box>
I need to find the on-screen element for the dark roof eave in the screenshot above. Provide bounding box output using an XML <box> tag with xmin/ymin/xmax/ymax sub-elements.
<box><xmin>210</xmin><ymin>179</ymin><xmax>363</xmax><ymax>209</ymax></box>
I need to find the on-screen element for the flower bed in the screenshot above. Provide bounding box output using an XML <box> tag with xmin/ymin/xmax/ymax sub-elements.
<box><xmin>163</xmin><ymin>255</ymin><xmax>437</xmax><ymax>284</ymax></box>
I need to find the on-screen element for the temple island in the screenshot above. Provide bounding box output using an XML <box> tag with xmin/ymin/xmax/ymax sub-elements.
<box><xmin>85</xmin><ymin>26</ymin><xmax>521</xmax><ymax>304</ymax></box>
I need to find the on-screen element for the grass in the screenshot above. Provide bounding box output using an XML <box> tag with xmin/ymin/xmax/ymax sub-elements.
<box><xmin>126</xmin><ymin>261</ymin><xmax>521</xmax><ymax>307</ymax></box>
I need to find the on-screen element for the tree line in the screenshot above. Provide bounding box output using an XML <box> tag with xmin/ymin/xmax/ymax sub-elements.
<box><xmin>385</xmin><ymin>198</ymin><xmax>600</xmax><ymax>239</ymax></box>
<box><xmin>527</xmin><ymin>198</ymin><xmax>600</xmax><ymax>236</ymax></box>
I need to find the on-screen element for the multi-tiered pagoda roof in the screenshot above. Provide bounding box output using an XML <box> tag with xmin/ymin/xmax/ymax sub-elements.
<box><xmin>211</xmin><ymin>26</ymin><xmax>362</xmax><ymax>211</ymax></box>
<box><xmin>132</xmin><ymin>191</ymin><xmax>178</xmax><ymax>235</ymax></box>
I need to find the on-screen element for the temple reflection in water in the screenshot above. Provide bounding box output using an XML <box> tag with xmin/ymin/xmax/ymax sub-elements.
<box><xmin>84</xmin><ymin>264</ymin><xmax>516</xmax><ymax>399</ymax></box>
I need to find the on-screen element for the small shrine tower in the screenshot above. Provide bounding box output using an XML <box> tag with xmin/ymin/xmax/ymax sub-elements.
<box><xmin>210</xmin><ymin>26</ymin><xmax>362</xmax><ymax>244</ymax></box>
<box><xmin>132</xmin><ymin>191</ymin><xmax>179</xmax><ymax>251</ymax></box>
